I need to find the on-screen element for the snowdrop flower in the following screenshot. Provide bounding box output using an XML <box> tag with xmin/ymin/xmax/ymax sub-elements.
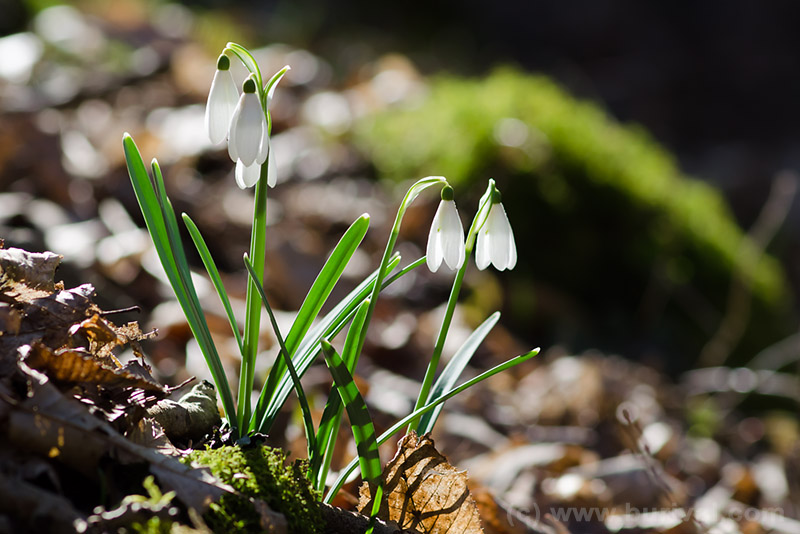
<box><xmin>235</xmin><ymin>134</ymin><xmax>277</xmax><ymax>189</ymax></box>
<box><xmin>476</xmin><ymin>189</ymin><xmax>517</xmax><ymax>271</ymax></box>
<box><xmin>426</xmin><ymin>185</ymin><xmax>465</xmax><ymax>272</ymax></box>
<box><xmin>228</xmin><ymin>75</ymin><xmax>267</xmax><ymax>167</ymax></box>
<box><xmin>205</xmin><ymin>54</ymin><xmax>239</xmax><ymax>146</ymax></box>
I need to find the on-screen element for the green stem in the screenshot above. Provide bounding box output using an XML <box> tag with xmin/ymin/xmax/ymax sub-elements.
<box><xmin>238</xmin><ymin>162</ymin><xmax>269</xmax><ymax>431</ymax></box>
<box><xmin>244</xmin><ymin>254</ymin><xmax>316</xmax><ymax>458</ymax></box>
<box><xmin>356</xmin><ymin>177</ymin><xmax>447</xmax><ymax>366</ymax></box>
<box><xmin>410</xmin><ymin>180</ymin><xmax>496</xmax><ymax>430</ymax></box>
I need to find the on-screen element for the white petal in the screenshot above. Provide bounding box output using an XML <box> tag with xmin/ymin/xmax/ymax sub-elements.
<box><xmin>266</xmin><ymin>139</ymin><xmax>277</xmax><ymax>187</ymax></box>
<box><xmin>229</xmin><ymin>92</ymin><xmax>265</xmax><ymax>166</ymax></box>
<box><xmin>235</xmin><ymin>159</ymin><xmax>262</xmax><ymax>189</ymax></box>
<box><xmin>439</xmin><ymin>200</ymin><xmax>465</xmax><ymax>270</ymax></box>
<box><xmin>475</xmin><ymin>224</ymin><xmax>492</xmax><ymax>270</ymax></box>
<box><xmin>227</xmin><ymin>94</ymin><xmax>244</xmax><ymax>162</ymax></box>
<box><xmin>426</xmin><ymin>203</ymin><xmax>445</xmax><ymax>272</ymax></box>
<box><xmin>205</xmin><ymin>69</ymin><xmax>239</xmax><ymax>145</ymax></box>
<box><xmin>506</xmin><ymin>220</ymin><xmax>517</xmax><ymax>269</ymax></box>
<box><xmin>256</xmin><ymin>127</ymin><xmax>270</xmax><ymax>165</ymax></box>
<box><xmin>486</xmin><ymin>203</ymin><xmax>516</xmax><ymax>271</ymax></box>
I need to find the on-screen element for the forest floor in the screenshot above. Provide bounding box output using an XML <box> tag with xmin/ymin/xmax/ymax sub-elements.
<box><xmin>1</xmin><ymin>4</ymin><xmax>799</xmax><ymax>533</ymax></box>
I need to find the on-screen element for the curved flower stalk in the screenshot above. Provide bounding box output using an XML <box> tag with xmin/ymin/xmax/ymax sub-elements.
<box><xmin>205</xmin><ymin>54</ymin><xmax>239</xmax><ymax>146</ymax></box>
<box><xmin>426</xmin><ymin>185</ymin><xmax>465</xmax><ymax>272</ymax></box>
<box><xmin>476</xmin><ymin>189</ymin><xmax>517</xmax><ymax>271</ymax></box>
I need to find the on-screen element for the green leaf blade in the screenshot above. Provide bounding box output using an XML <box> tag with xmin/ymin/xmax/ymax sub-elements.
<box><xmin>251</xmin><ymin>255</ymin><xmax>416</xmax><ymax>434</ymax></box>
<box><xmin>324</xmin><ymin>347</ymin><xmax>540</xmax><ymax>502</ymax></box>
<box><xmin>183</xmin><ymin>214</ymin><xmax>243</xmax><ymax>352</ymax></box>
<box><xmin>122</xmin><ymin>134</ymin><xmax>237</xmax><ymax>433</ymax></box>
<box><xmin>252</xmin><ymin>214</ymin><xmax>369</xmax><ymax>428</ymax></box>
<box><xmin>321</xmin><ymin>340</ymin><xmax>382</xmax><ymax>486</ymax></box>
<box><xmin>312</xmin><ymin>297</ymin><xmax>371</xmax><ymax>490</ymax></box>
<box><xmin>416</xmin><ymin>311</ymin><xmax>501</xmax><ymax>434</ymax></box>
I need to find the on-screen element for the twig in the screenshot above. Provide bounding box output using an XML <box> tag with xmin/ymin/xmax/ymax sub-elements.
<box><xmin>699</xmin><ymin>171</ymin><xmax>797</xmax><ymax>367</ymax></box>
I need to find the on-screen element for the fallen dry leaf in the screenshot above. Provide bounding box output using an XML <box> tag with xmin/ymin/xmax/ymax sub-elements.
<box><xmin>0</xmin><ymin>247</ymin><xmax>61</xmax><ymax>294</ymax></box>
<box><xmin>24</xmin><ymin>341</ymin><xmax>164</xmax><ymax>395</ymax></box>
<box><xmin>359</xmin><ymin>431</ymin><xmax>483</xmax><ymax>534</ymax></box>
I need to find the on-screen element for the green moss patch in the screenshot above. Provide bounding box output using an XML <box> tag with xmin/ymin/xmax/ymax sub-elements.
<box><xmin>186</xmin><ymin>445</ymin><xmax>323</xmax><ymax>534</ymax></box>
<box><xmin>355</xmin><ymin>67</ymin><xmax>792</xmax><ymax>361</ymax></box>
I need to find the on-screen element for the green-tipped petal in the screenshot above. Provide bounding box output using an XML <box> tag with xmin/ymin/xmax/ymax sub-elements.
<box><xmin>205</xmin><ymin>68</ymin><xmax>238</xmax><ymax>145</ymax></box>
<box><xmin>476</xmin><ymin>202</ymin><xmax>516</xmax><ymax>271</ymax></box>
<box><xmin>228</xmin><ymin>81</ymin><xmax>266</xmax><ymax>166</ymax></box>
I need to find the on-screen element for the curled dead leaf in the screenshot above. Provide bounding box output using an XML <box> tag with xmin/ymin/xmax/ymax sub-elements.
<box><xmin>0</xmin><ymin>247</ymin><xmax>62</xmax><ymax>294</ymax></box>
<box><xmin>24</xmin><ymin>341</ymin><xmax>165</xmax><ymax>395</ymax></box>
<box><xmin>359</xmin><ymin>432</ymin><xmax>484</xmax><ymax>534</ymax></box>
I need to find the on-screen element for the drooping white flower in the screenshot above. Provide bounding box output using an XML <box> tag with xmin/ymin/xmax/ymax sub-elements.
<box><xmin>235</xmin><ymin>159</ymin><xmax>260</xmax><ymax>189</ymax></box>
<box><xmin>426</xmin><ymin>185</ymin><xmax>465</xmax><ymax>272</ymax></box>
<box><xmin>234</xmin><ymin>123</ymin><xmax>276</xmax><ymax>189</ymax></box>
<box><xmin>228</xmin><ymin>75</ymin><xmax>267</xmax><ymax>167</ymax></box>
<box><xmin>476</xmin><ymin>191</ymin><xmax>516</xmax><ymax>271</ymax></box>
<box><xmin>205</xmin><ymin>54</ymin><xmax>239</xmax><ymax>146</ymax></box>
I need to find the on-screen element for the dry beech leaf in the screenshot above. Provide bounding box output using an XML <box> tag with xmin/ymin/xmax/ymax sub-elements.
<box><xmin>0</xmin><ymin>247</ymin><xmax>62</xmax><ymax>295</ymax></box>
<box><xmin>24</xmin><ymin>341</ymin><xmax>165</xmax><ymax>394</ymax></box>
<box><xmin>0</xmin><ymin>283</ymin><xmax>98</xmax><ymax>358</ymax></box>
<box><xmin>359</xmin><ymin>431</ymin><xmax>484</xmax><ymax>534</ymax></box>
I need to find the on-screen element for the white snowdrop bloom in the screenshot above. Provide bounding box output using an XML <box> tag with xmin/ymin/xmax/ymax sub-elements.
<box><xmin>235</xmin><ymin>159</ymin><xmax>260</xmax><ymax>189</ymax></box>
<box><xmin>204</xmin><ymin>54</ymin><xmax>239</xmax><ymax>146</ymax></box>
<box><xmin>227</xmin><ymin>75</ymin><xmax>267</xmax><ymax>166</ymax></box>
<box><xmin>476</xmin><ymin>192</ymin><xmax>517</xmax><ymax>271</ymax></box>
<box><xmin>233</xmin><ymin>126</ymin><xmax>278</xmax><ymax>189</ymax></box>
<box><xmin>426</xmin><ymin>186</ymin><xmax>465</xmax><ymax>272</ymax></box>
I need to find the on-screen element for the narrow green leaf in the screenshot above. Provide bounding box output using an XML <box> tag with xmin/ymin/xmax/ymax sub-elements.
<box><xmin>416</xmin><ymin>312</ymin><xmax>501</xmax><ymax>434</ymax></box>
<box><xmin>183</xmin><ymin>214</ymin><xmax>244</xmax><ymax>353</ymax></box>
<box><xmin>239</xmin><ymin>165</ymin><xmax>269</xmax><ymax>431</ymax></box>
<box><xmin>244</xmin><ymin>254</ymin><xmax>317</xmax><ymax>456</ymax></box>
<box><xmin>251</xmin><ymin>255</ymin><xmax>419</xmax><ymax>434</ymax></box>
<box><xmin>251</xmin><ymin>214</ymin><xmax>369</xmax><ymax>427</ymax></box>
<box><xmin>324</xmin><ymin>347</ymin><xmax>540</xmax><ymax>502</ymax></box>
<box><xmin>312</xmin><ymin>298</ymin><xmax>371</xmax><ymax>490</ymax></box>
<box><xmin>151</xmin><ymin>160</ymin><xmax>237</xmax><ymax>427</ymax></box>
<box><xmin>321</xmin><ymin>340</ymin><xmax>382</xmax><ymax>486</ymax></box>
<box><xmin>122</xmin><ymin>135</ymin><xmax>174</xmax><ymax>276</ymax></box>
<box><xmin>122</xmin><ymin>134</ymin><xmax>237</xmax><ymax>433</ymax></box>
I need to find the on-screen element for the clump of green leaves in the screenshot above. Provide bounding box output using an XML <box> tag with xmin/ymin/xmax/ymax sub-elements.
<box><xmin>186</xmin><ymin>445</ymin><xmax>323</xmax><ymax>534</ymax></box>
<box><xmin>124</xmin><ymin>45</ymin><xmax>537</xmax><ymax>523</ymax></box>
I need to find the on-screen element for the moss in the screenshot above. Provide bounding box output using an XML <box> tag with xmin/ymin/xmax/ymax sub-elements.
<box><xmin>128</xmin><ymin>517</ymin><xmax>174</xmax><ymax>534</ymax></box>
<box><xmin>355</xmin><ymin>67</ymin><xmax>792</xmax><ymax>362</ymax></box>
<box><xmin>185</xmin><ymin>445</ymin><xmax>323</xmax><ymax>534</ymax></box>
